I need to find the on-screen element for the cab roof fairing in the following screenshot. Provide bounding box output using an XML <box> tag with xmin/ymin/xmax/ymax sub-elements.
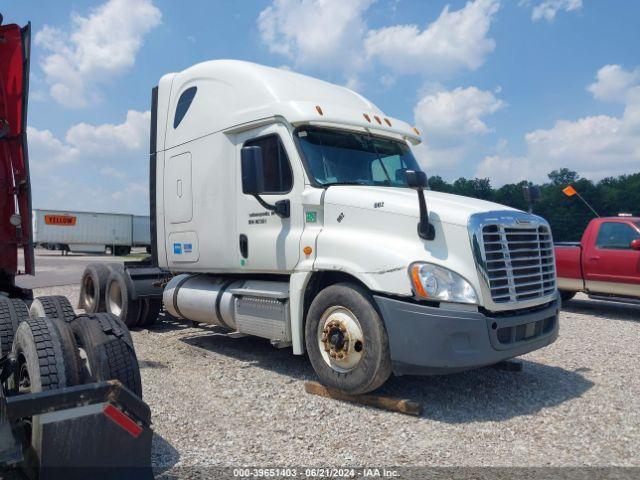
<box><xmin>160</xmin><ymin>60</ymin><xmax>422</xmax><ymax>150</ymax></box>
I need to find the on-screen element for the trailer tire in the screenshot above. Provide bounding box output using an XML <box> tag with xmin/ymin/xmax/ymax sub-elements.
<box><xmin>559</xmin><ymin>290</ymin><xmax>576</xmax><ymax>302</ymax></box>
<box><xmin>138</xmin><ymin>298</ymin><xmax>163</xmax><ymax>328</ymax></box>
<box><xmin>10</xmin><ymin>317</ymin><xmax>78</xmax><ymax>392</ymax></box>
<box><xmin>70</xmin><ymin>313</ymin><xmax>142</xmax><ymax>397</ymax></box>
<box><xmin>105</xmin><ymin>269</ymin><xmax>142</xmax><ymax>327</ymax></box>
<box><xmin>305</xmin><ymin>283</ymin><xmax>392</xmax><ymax>395</ymax></box>
<box><xmin>79</xmin><ymin>263</ymin><xmax>111</xmax><ymax>313</ymax></box>
<box><xmin>114</xmin><ymin>245</ymin><xmax>131</xmax><ymax>256</ymax></box>
<box><xmin>0</xmin><ymin>298</ymin><xmax>30</xmax><ymax>356</ymax></box>
<box><xmin>29</xmin><ymin>295</ymin><xmax>76</xmax><ymax>322</ymax></box>
<box><xmin>9</xmin><ymin>317</ymin><xmax>82</xmax><ymax>471</ymax></box>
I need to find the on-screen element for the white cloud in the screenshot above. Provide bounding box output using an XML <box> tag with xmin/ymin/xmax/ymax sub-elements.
<box><xmin>35</xmin><ymin>0</ymin><xmax>161</xmax><ymax>107</ymax></box>
<box><xmin>100</xmin><ymin>166</ymin><xmax>128</xmax><ymax>180</ymax></box>
<box><xmin>475</xmin><ymin>154</ymin><xmax>529</xmax><ymax>185</ymax></box>
<box><xmin>412</xmin><ymin>86</ymin><xmax>505</xmax><ymax>172</ymax></box>
<box><xmin>476</xmin><ymin>64</ymin><xmax>640</xmax><ymax>185</ymax></box>
<box><xmin>588</xmin><ymin>64</ymin><xmax>640</xmax><ymax>103</ymax></box>
<box><xmin>531</xmin><ymin>0</ymin><xmax>582</xmax><ymax>22</ymax></box>
<box><xmin>65</xmin><ymin>110</ymin><xmax>151</xmax><ymax>153</ymax></box>
<box><xmin>28</xmin><ymin>111</ymin><xmax>151</xmax><ymax>214</ymax></box>
<box><xmin>258</xmin><ymin>0</ymin><xmax>373</xmax><ymax>74</ymax></box>
<box><xmin>365</xmin><ymin>0</ymin><xmax>500</xmax><ymax>75</ymax></box>
<box><xmin>27</xmin><ymin>127</ymin><xmax>78</xmax><ymax>171</ymax></box>
<box><xmin>415</xmin><ymin>87</ymin><xmax>505</xmax><ymax>142</ymax></box>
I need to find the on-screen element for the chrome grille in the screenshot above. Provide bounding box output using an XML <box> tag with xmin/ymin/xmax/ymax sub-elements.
<box><xmin>481</xmin><ymin>223</ymin><xmax>556</xmax><ymax>303</ymax></box>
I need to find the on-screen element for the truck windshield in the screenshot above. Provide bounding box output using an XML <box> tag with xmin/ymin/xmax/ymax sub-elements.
<box><xmin>295</xmin><ymin>126</ymin><xmax>423</xmax><ymax>187</ymax></box>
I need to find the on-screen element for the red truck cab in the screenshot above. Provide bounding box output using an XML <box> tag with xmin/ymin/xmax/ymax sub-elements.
<box><xmin>0</xmin><ymin>17</ymin><xmax>33</xmax><ymax>300</ymax></box>
<box><xmin>555</xmin><ymin>216</ymin><xmax>640</xmax><ymax>303</ymax></box>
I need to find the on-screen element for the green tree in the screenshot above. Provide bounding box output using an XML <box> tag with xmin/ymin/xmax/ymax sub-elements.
<box><xmin>427</xmin><ymin>168</ymin><xmax>638</xmax><ymax>242</ymax></box>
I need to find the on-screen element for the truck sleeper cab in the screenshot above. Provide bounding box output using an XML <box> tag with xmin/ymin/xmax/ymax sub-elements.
<box><xmin>154</xmin><ymin>60</ymin><xmax>559</xmax><ymax>394</ymax></box>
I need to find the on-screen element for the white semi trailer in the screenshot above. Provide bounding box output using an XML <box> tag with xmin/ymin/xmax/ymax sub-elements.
<box><xmin>33</xmin><ymin>209</ymin><xmax>150</xmax><ymax>255</ymax></box>
<box><xmin>81</xmin><ymin>60</ymin><xmax>560</xmax><ymax>394</ymax></box>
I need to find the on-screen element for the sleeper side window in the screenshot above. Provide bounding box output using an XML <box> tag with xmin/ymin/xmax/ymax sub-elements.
<box><xmin>244</xmin><ymin>135</ymin><xmax>293</xmax><ymax>194</ymax></box>
<box><xmin>173</xmin><ymin>87</ymin><xmax>197</xmax><ymax>129</ymax></box>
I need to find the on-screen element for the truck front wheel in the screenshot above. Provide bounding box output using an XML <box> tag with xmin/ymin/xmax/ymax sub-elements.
<box><xmin>305</xmin><ymin>283</ymin><xmax>391</xmax><ymax>395</ymax></box>
<box><xmin>559</xmin><ymin>290</ymin><xmax>576</xmax><ymax>302</ymax></box>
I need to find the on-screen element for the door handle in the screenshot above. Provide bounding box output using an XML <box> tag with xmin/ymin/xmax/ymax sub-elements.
<box><xmin>239</xmin><ymin>234</ymin><xmax>248</xmax><ymax>259</ymax></box>
<box><xmin>588</xmin><ymin>256</ymin><xmax>600</xmax><ymax>261</ymax></box>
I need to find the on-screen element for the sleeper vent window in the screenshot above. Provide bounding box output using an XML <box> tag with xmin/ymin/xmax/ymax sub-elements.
<box><xmin>173</xmin><ymin>87</ymin><xmax>197</xmax><ymax>129</ymax></box>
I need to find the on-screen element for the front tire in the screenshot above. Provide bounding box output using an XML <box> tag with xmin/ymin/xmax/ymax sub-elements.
<box><xmin>559</xmin><ymin>290</ymin><xmax>576</xmax><ymax>302</ymax></box>
<box><xmin>305</xmin><ymin>283</ymin><xmax>391</xmax><ymax>395</ymax></box>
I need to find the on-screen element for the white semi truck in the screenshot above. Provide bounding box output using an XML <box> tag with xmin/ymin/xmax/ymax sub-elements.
<box><xmin>81</xmin><ymin>60</ymin><xmax>560</xmax><ymax>394</ymax></box>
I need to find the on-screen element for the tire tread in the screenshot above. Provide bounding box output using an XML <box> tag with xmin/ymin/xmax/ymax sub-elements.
<box><xmin>0</xmin><ymin>298</ymin><xmax>30</xmax><ymax>356</ymax></box>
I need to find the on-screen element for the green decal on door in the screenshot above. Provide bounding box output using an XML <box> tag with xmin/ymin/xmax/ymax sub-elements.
<box><xmin>306</xmin><ymin>211</ymin><xmax>317</xmax><ymax>223</ymax></box>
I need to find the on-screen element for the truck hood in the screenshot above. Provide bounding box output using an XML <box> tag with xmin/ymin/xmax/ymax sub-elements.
<box><xmin>323</xmin><ymin>186</ymin><xmax>518</xmax><ymax>227</ymax></box>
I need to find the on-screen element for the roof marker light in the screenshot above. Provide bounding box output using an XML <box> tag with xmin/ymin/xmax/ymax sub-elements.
<box><xmin>384</xmin><ymin>118</ymin><xmax>392</xmax><ymax>127</ymax></box>
<box><xmin>374</xmin><ymin>115</ymin><xmax>382</xmax><ymax>125</ymax></box>
<box><xmin>363</xmin><ymin>113</ymin><xmax>371</xmax><ymax>122</ymax></box>
<box><xmin>413</xmin><ymin>127</ymin><xmax>420</xmax><ymax>135</ymax></box>
<box><xmin>315</xmin><ymin>105</ymin><xmax>324</xmax><ymax>115</ymax></box>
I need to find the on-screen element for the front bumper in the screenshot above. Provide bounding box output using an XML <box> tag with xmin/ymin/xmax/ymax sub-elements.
<box><xmin>374</xmin><ymin>295</ymin><xmax>560</xmax><ymax>376</ymax></box>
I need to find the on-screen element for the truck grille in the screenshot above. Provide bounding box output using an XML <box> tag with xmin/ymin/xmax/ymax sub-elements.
<box><xmin>481</xmin><ymin>223</ymin><xmax>556</xmax><ymax>304</ymax></box>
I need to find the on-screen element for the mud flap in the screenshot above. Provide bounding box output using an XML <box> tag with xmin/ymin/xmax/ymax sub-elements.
<box><xmin>35</xmin><ymin>401</ymin><xmax>153</xmax><ymax>479</ymax></box>
<box><xmin>5</xmin><ymin>381</ymin><xmax>153</xmax><ymax>479</ymax></box>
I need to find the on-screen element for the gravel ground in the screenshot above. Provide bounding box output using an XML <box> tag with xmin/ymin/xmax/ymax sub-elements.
<box><xmin>35</xmin><ymin>285</ymin><xmax>639</xmax><ymax>469</ymax></box>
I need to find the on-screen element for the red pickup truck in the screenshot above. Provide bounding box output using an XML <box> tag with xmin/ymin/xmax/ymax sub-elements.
<box><xmin>555</xmin><ymin>216</ymin><xmax>640</xmax><ymax>303</ymax></box>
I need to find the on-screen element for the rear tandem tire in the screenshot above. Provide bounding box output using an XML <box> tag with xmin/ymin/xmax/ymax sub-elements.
<box><xmin>138</xmin><ymin>298</ymin><xmax>163</xmax><ymax>328</ymax></box>
<box><xmin>9</xmin><ymin>317</ymin><xmax>81</xmax><ymax>472</ymax></box>
<box><xmin>70</xmin><ymin>313</ymin><xmax>142</xmax><ymax>398</ymax></box>
<box><xmin>0</xmin><ymin>298</ymin><xmax>30</xmax><ymax>356</ymax></box>
<box><xmin>29</xmin><ymin>295</ymin><xmax>76</xmax><ymax>322</ymax></box>
<box><xmin>105</xmin><ymin>268</ymin><xmax>143</xmax><ymax>328</ymax></box>
<box><xmin>10</xmin><ymin>317</ymin><xmax>80</xmax><ymax>392</ymax></box>
<box><xmin>79</xmin><ymin>263</ymin><xmax>111</xmax><ymax>313</ymax></box>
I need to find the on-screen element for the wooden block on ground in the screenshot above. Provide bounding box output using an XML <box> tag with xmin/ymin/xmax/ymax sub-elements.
<box><xmin>490</xmin><ymin>360</ymin><xmax>523</xmax><ymax>372</ymax></box>
<box><xmin>304</xmin><ymin>381</ymin><xmax>422</xmax><ymax>416</ymax></box>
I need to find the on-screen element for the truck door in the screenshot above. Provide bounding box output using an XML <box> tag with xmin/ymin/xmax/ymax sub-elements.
<box><xmin>235</xmin><ymin>124</ymin><xmax>304</xmax><ymax>272</ymax></box>
<box><xmin>584</xmin><ymin>221</ymin><xmax>640</xmax><ymax>296</ymax></box>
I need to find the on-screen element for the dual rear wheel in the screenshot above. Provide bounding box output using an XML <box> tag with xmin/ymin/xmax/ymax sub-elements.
<box><xmin>79</xmin><ymin>263</ymin><xmax>162</xmax><ymax>328</ymax></box>
<box><xmin>3</xmin><ymin>297</ymin><xmax>143</xmax><ymax>469</ymax></box>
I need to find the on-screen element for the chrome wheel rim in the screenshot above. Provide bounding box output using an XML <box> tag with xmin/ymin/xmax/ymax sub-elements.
<box><xmin>83</xmin><ymin>276</ymin><xmax>96</xmax><ymax>310</ymax></box>
<box><xmin>318</xmin><ymin>306</ymin><xmax>364</xmax><ymax>373</ymax></box>
<box><xmin>107</xmin><ymin>281</ymin><xmax>123</xmax><ymax>317</ymax></box>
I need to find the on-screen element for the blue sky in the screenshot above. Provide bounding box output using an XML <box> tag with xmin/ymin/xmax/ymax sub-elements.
<box><xmin>9</xmin><ymin>0</ymin><xmax>640</xmax><ymax>214</ymax></box>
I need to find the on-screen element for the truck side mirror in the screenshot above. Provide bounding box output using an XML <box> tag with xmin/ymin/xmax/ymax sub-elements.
<box><xmin>405</xmin><ymin>170</ymin><xmax>428</xmax><ymax>189</ymax></box>
<box><xmin>631</xmin><ymin>239</ymin><xmax>640</xmax><ymax>251</ymax></box>
<box><xmin>404</xmin><ymin>169</ymin><xmax>435</xmax><ymax>241</ymax></box>
<box><xmin>241</xmin><ymin>146</ymin><xmax>265</xmax><ymax>195</ymax></box>
<box><xmin>240</xmin><ymin>145</ymin><xmax>290</xmax><ymax>218</ymax></box>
